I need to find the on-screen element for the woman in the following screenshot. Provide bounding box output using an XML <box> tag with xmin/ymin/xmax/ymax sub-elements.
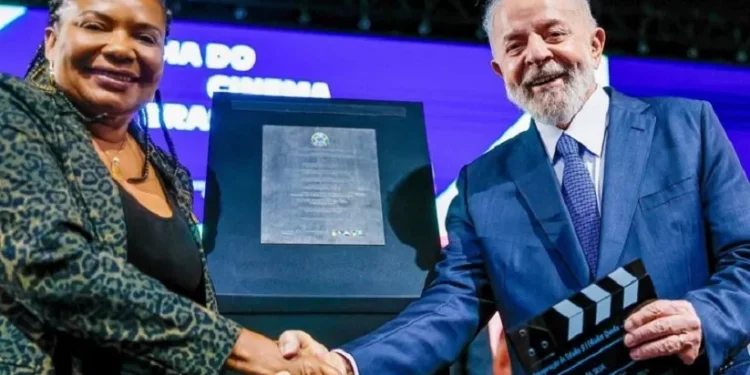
<box><xmin>0</xmin><ymin>0</ymin><xmax>337</xmax><ymax>374</ymax></box>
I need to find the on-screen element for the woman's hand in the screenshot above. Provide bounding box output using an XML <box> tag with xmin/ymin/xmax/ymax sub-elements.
<box><xmin>226</xmin><ymin>329</ymin><xmax>342</xmax><ymax>375</ymax></box>
<box><xmin>278</xmin><ymin>330</ymin><xmax>351</xmax><ymax>375</ymax></box>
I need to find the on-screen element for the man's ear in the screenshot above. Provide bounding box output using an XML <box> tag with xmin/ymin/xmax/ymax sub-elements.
<box><xmin>491</xmin><ymin>60</ymin><xmax>504</xmax><ymax>78</ymax></box>
<box><xmin>590</xmin><ymin>27</ymin><xmax>606</xmax><ymax>67</ymax></box>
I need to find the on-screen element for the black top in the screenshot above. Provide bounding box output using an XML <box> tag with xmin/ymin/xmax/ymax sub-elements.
<box><xmin>116</xmin><ymin>180</ymin><xmax>206</xmax><ymax>306</ymax></box>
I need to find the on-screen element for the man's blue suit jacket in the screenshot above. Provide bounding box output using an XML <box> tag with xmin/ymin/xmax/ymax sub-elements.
<box><xmin>340</xmin><ymin>88</ymin><xmax>750</xmax><ymax>375</ymax></box>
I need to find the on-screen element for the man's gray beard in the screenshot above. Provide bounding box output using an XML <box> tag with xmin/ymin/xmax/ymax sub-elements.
<box><xmin>505</xmin><ymin>61</ymin><xmax>596</xmax><ymax>126</ymax></box>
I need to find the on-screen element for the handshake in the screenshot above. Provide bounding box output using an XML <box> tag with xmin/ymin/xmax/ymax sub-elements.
<box><xmin>226</xmin><ymin>328</ymin><xmax>353</xmax><ymax>375</ymax></box>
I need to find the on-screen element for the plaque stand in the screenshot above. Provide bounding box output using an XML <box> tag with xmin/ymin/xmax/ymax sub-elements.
<box><xmin>203</xmin><ymin>93</ymin><xmax>442</xmax><ymax>354</ymax></box>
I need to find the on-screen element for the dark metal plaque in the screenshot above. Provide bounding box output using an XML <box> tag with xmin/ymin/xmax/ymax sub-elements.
<box><xmin>260</xmin><ymin>125</ymin><xmax>385</xmax><ymax>245</ymax></box>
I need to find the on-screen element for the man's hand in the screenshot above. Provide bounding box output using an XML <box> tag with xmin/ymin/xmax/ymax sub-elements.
<box><xmin>226</xmin><ymin>328</ymin><xmax>342</xmax><ymax>375</ymax></box>
<box><xmin>279</xmin><ymin>330</ymin><xmax>330</xmax><ymax>360</ymax></box>
<box><xmin>278</xmin><ymin>330</ymin><xmax>352</xmax><ymax>375</ymax></box>
<box><xmin>623</xmin><ymin>300</ymin><xmax>703</xmax><ymax>365</ymax></box>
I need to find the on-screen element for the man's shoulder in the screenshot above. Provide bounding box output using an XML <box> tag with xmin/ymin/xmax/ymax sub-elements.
<box><xmin>612</xmin><ymin>90</ymin><xmax>714</xmax><ymax>139</ymax></box>
<box><xmin>640</xmin><ymin>95</ymin><xmax>705</xmax><ymax>113</ymax></box>
<box><xmin>613</xmin><ymin>90</ymin><xmax>707</xmax><ymax>119</ymax></box>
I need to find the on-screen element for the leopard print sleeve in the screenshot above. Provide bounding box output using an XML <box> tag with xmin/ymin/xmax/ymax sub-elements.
<box><xmin>0</xmin><ymin>83</ymin><xmax>241</xmax><ymax>375</ymax></box>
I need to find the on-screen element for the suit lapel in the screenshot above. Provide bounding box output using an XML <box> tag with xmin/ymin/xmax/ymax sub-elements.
<box><xmin>509</xmin><ymin>125</ymin><xmax>590</xmax><ymax>288</ymax></box>
<box><xmin>597</xmin><ymin>89</ymin><xmax>655</xmax><ymax>278</ymax></box>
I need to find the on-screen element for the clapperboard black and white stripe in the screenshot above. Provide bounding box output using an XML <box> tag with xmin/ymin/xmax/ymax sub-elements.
<box><xmin>507</xmin><ymin>259</ymin><xmax>658</xmax><ymax>374</ymax></box>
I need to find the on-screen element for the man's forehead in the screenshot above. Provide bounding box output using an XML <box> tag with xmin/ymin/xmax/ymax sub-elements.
<box><xmin>494</xmin><ymin>0</ymin><xmax>580</xmax><ymax>35</ymax></box>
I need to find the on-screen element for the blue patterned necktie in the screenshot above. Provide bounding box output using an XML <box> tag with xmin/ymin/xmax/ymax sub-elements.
<box><xmin>556</xmin><ymin>134</ymin><xmax>600</xmax><ymax>278</ymax></box>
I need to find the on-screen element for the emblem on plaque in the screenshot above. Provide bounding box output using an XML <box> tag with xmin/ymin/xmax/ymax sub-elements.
<box><xmin>311</xmin><ymin>132</ymin><xmax>330</xmax><ymax>147</ymax></box>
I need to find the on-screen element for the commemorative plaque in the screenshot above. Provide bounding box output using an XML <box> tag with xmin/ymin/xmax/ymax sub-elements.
<box><xmin>260</xmin><ymin>125</ymin><xmax>385</xmax><ymax>246</ymax></box>
<box><xmin>507</xmin><ymin>260</ymin><xmax>685</xmax><ymax>375</ymax></box>
<box><xmin>205</xmin><ymin>94</ymin><xmax>442</xmax><ymax>357</ymax></box>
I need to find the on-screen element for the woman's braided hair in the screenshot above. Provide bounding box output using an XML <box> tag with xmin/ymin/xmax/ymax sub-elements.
<box><xmin>25</xmin><ymin>0</ymin><xmax>179</xmax><ymax>184</ymax></box>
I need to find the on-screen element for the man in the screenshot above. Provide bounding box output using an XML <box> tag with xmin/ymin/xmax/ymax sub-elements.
<box><xmin>279</xmin><ymin>0</ymin><xmax>750</xmax><ymax>374</ymax></box>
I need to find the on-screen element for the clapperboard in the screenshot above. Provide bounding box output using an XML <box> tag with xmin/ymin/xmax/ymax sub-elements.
<box><xmin>506</xmin><ymin>259</ymin><xmax>688</xmax><ymax>375</ymax></box>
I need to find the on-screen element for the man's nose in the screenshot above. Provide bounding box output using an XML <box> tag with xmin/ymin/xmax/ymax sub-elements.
<box><xmin>524</xmin><ymin>34</ymin><xmax>553</xmax><ymax>67</ymax></box>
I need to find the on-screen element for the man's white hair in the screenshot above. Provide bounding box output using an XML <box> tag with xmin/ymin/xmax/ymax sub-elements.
<box><xmin>482</xmin><ymin>0</ymin><xmax>597</xmax><ymax>38</ymax></box>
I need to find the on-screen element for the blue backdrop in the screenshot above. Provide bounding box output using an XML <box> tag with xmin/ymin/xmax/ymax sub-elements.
<box><xmin>2</xmin><ymin>5</ymin><xmax>749</xmax><ymax>240</ymax></box>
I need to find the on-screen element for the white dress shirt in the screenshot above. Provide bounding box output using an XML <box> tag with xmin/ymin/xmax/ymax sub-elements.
<box><xmin>333</xmin><ymin>86</ymin><xmax>611</xmax><ymax>375</ymax></box>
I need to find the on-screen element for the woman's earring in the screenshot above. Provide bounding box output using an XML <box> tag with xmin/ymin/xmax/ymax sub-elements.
<box><xmin>48</xmin><ymin>61</ymin><xmax>56</xmax><ymax>84</ymax></box>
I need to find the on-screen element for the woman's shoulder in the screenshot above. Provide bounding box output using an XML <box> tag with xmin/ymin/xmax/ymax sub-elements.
<box><xmin>0</xmin><ymin>73</ymin><xmax>58</xmax><ymax>128</ymax></box>
<box><xmin>0</xmin><ymin>73</ymin><xmax>52</xmax><ymax>104</ymax></box>
<box><xmin>0</xmin><ymin>72</ymin><xmax>31</xmax><ymax>92</ymax></box>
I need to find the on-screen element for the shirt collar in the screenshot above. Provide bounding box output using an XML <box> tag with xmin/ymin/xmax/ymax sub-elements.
<box><xmin>536</xmin><ymin>86</ymin><xmax>610</xmax><ymax>160</ymax></box>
